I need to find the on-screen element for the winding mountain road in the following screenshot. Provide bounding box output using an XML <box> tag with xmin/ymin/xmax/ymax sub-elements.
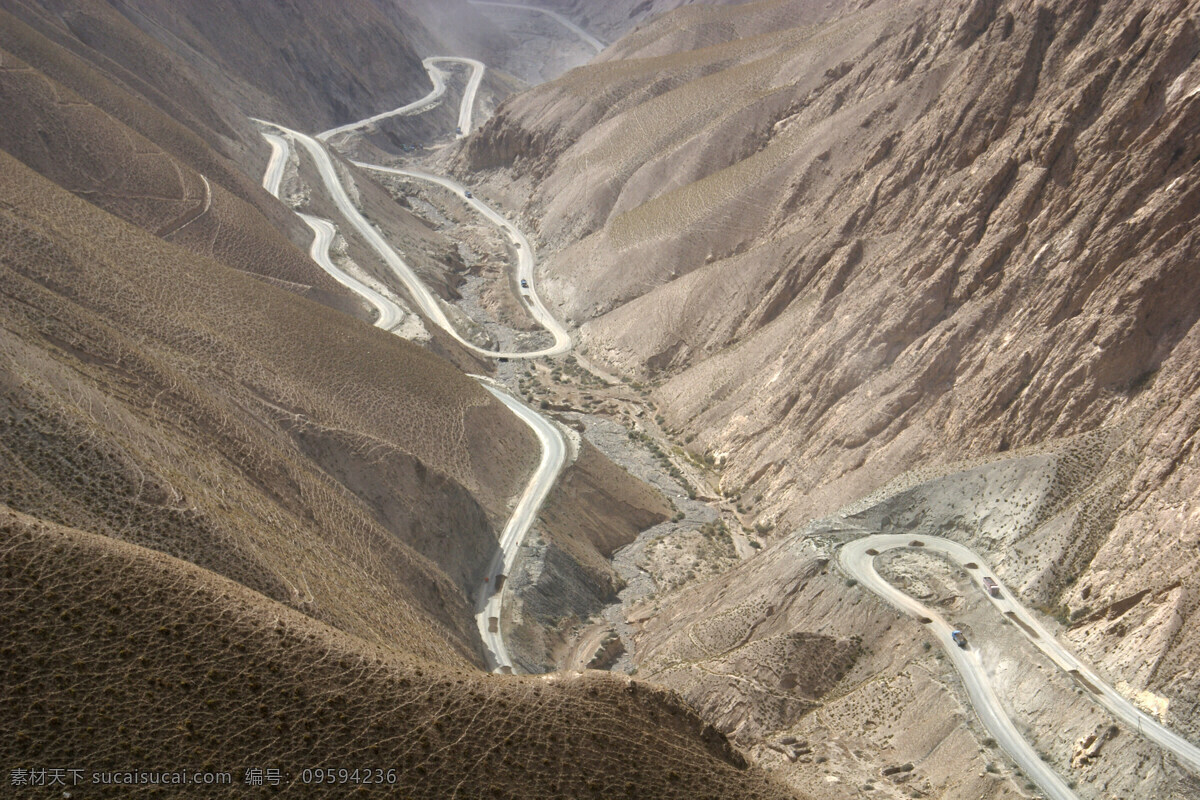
<box><xmin>262</xmin><ymin>133</ymin><xmax>409</xmax><ymax>331</ymax></box>
<box><xmin>257</xmin><ymin>55</ymin><xmax>568</xmax><ymax>673</ymax></box>
<box><xmin>470</xmin><ymin>0</ymin><xmax>606</xmax><ymax>53</ymax></box>
<box><xmin>317</xmin><ymin>57</ymin><xmax>485</xmax><ymax>141</ymax></box>
<box><xmin>299</xmin><ymin>213</ymin><xmax>408</xmax><ymax>331</ymax></box>
<box><xmin>473</xmin><ymin>379</ymin><xmax>567</xmax><ymax>671</ymax></box>
<box><xmin>841</xmin><ymin>535</ymin><xmax>1200</xmax><ymax>798</ymax></box>
<box><xmin>257</xmin><ymin>27</ymin><xmax>1200</xmax><ymax>794</ymax></box>
<box><xmin>257</xmin><ymin>118</ymin><xmax>569</xmax><ymax>359</ymax></box>
<box><xmin>351</xmin><ymin>161</ymin><xmax>571</xmax><ymax>355</ymax></box>
<box><xmin>260</xmin><ymin>132</ymin><xmax>289</xmax><ymax>197</ymax></box>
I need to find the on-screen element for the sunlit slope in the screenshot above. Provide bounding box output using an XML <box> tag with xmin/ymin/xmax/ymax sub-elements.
<box><xmin>0</xmin><ymin>505</ymin><xmax>799</xmax><ymax>799</ymax></box>
<box><xmin>466</xmin><ymin>0</ymin><xmax>1200</xmax><ymax>741</ymax></box>
<box><xmin>0</xmin><ymin>151</ymin><xmax>540</xmax><ymax>664</ymax></box>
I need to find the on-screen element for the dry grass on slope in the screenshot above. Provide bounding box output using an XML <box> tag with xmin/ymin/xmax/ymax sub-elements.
<box><xmin>546</xmin><ymin>438</ymin><xmax>674</xmax><ymax>555</ymax></box>
<box><xmin>0</xmin><ymin>150</ymin><xmax>538</xmax><ymax>664</ymax></box>
<box><xmin>0</xmin><ymin>505</ymin><xmax>801</xmax><ymax>800</ymax></box>
<box><xmin>0</xmin><ymin>0</ymin><xmax>240</xmax><ymax>143</ymax></box>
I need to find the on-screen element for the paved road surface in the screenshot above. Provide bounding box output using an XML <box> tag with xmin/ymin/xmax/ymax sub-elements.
<box><xmin>471</xmin><ymin>0</ymin><xmax>605</xmax><ymax>53</ymax></box>
<box><xmin>256</xmin><ymin>119</ymin><xmax>568</xmax><ymax>358</ymax></box>
<box><xmin>260</xmin><ymin>134</ymin><xmax>407</xmax><ymax>331</ymax></box>
<box><xmin>256</xmin><ymin>63</ymin><xmax>568</xmax><ymax>673</ymax></box>
<box><xmin>261</xmin><ymin>133</ymin><xmax>288</xmax><ymax>197</ymax></box>
<box><xmin>317</xmin><ymin>57</ymin><xmax>485</xmax><ymax>141</ymax></box>
<box><xmin>298</xmin><ymin>213</ymin><xmax>408</xmax><ymax>331</ymax></box>
<box><xmin>352</xmin><ymin>161</ymin><xmax>571</xmax><ymax>355</ymax></box>
<box><xmin>841</xmin><ymin>534</ymin><xmax>1200</xmax><ymax>799</ymax></box>
<box><xmin>472</xmin><ymin>380</ymin><xmax>567</xmax><ymax>671</ymax></box>
<box><xmin>441</xmin><ymin>57</ymin><xmax>486</xmax><ymax>137</ymax></box>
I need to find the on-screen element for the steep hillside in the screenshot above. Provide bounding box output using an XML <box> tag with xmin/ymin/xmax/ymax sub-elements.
<box><xmin>0</xmin><ymin>2</ymin><xmax>802</xmax><ymax>796</ymax></box>
<box><xmin>508</xmin><ymin>436</ymin><xmax>674</xmax><ymax>669</ymax></box>
<box><xmin>0</xmin><ymin>7</ymin><xmax>376</xmax><ymax>320</ymax></box>
<box><xmin>0</xmin><ymin>505</ymin><xmax>799</xmax><ymax>799</ymax></box>
<box><xmin>540</xmin><ymin>0</ymin><xmax>757</xmax><ymax>42</ymax></box>
<box><xmin>0</xmin><ymin>150</ymin><xmax>540</xmax><ymax>663</ymax></box>
<box><xmin>457</xmin><ymin>0</ymin><xmax>1200</xmax><ymax>792</ymax></box>
<box><xmin>464</xmin><ymin>0</ymin><xmax>1200</xmax><ymax>695</ymax></box>
<box><xmin>57</xmin><ymin>0</ymin><xmax>431</xmax><ymax>130</ymax></box>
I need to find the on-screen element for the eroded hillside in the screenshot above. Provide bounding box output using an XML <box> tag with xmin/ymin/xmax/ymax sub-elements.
<box><xmin>0</xmin><ymin>150</ymin><xmax>539</xmax><ymax>662</ymax></box>
<box><xmin>456</xmin><ymin>0</ymin><xmax>1200</xmax><ymax>794</ymax></box>
<box><xmin>0</xmin><ymin>505</ymin><xmax>798</xmax><ymax>800</ymax></box>
<box><xmin>463</xmin><ymin>0</ymin><xmax>1200</xmax><ymax>699</ymax></box>
<box><xmin>0</xmin><ymin>2</ymin><xmax>803</xmax><ymax>796</ymax></box>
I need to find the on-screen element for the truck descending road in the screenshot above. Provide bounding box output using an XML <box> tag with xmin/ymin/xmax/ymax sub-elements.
<box><xmin>983</xmin><ymin>577</ymin><xmax>1001</xmax><ymax>598</ymax></box>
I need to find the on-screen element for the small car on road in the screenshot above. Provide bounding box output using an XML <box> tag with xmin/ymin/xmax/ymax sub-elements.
<box><xmin>520</xmin><ymin>279</ymin><xmax>529</xmax><ymax>288</ymax></box>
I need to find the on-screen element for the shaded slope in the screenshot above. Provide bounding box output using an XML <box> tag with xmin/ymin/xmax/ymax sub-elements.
<box><xmin>509</xmin><ymin>437</ymin><xmax>674</xmax><ymax>667</ymax></box>
<box><xmin>97</xmin><ymin>0</ymin><xmax>436</xmax><ymax>130</ymax></box>
<box><xmin>0</xmin><ymin>15</ymin><xmax>365</xmax><ymax>315</ymax></box>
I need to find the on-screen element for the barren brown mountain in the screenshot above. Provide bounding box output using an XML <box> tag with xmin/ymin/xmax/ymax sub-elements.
<box><xmin>0</xmin><ymin>115</ymin><xmax>789</xmax><ymax>800</ymax></box>
<box><xmin>0</xmin><ymin>504</ymin><xmax>794</xmax><ymax>800</ymax></box>
<box><xmin>0</xmin><ymin>2</ymin><xmax>800</xmax><ymax>797</ymax></box>
<box><xmin>458</xmin><ymin>0</ymin><xmax>1200</xmax><ymax>795</ymax></box>
<box><xmin>7</xmin><ymin>0</ymin><xmax>1200</xmax><ymax>797</ymax></box>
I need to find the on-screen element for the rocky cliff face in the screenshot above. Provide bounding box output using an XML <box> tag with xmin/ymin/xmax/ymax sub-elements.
<box><xmin>461</xmin><ymin>0</ymin><xmax>1200</xmax><ymax>791</ymax></box>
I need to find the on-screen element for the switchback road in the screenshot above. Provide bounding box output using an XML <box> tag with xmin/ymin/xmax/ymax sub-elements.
<box><xmin>257</xmin><ymin>52</ymin><xmax>566</xmax><ymax>674</ymax></box>
<box><xmin>317</xmin><ymin>57</ymin><xmax>486</xmax><ymax>141</ymax></box>
<box><xmin>841</xmin><ymin>534</ymin><xmax>1200</xmax><ymax>799</ymax></box>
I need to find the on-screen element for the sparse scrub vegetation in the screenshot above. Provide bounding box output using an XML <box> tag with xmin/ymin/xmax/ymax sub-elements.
<box><xmin>0</xmin><ymin>511</ymin><xmax>796</xmax><ymax>799</ymax></box>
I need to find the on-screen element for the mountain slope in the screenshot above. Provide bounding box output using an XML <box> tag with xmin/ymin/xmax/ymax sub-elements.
<box><xmin>0</xmin><ymin>148</ymin><xmax>543</xmax><ymax>663</ymax></box>
<box><xmin>8</xmin><ymin>0</ymin><xmax>430</xmax><ymax>131</ymax></box>
<box><xmin>459</xmin><ymin>0</ymin><xmax>1200</xmax><ymax>790</ymax></box>
<box><xmin>0</xmin><ymin>504</ymin><xmax>799</xmax><ymax>799</ymax></box>
<box><xmin>0</xmin><ymin>8</ymin><xmax>372</xmax><ymax>317</ymax></box>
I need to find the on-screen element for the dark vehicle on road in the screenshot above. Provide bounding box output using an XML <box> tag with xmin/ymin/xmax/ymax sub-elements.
<box><xmin>951</xmin><ymin>630</ymin><xmax>968</xmax><ymax>648</ymax></box>
<box><xmin>455</xmin><ymin>126</ymin><xmax>463</xmax><ymax>135</ymax></box>
<box><xmin>464</xmin><ymin>189</ymin><xmax>473</xmax><ymax>199</ymax></box>
<box><xmin>520</xmin><ymin>279</ymin><xmax>529</xmax><ymax>288</ymax></box>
